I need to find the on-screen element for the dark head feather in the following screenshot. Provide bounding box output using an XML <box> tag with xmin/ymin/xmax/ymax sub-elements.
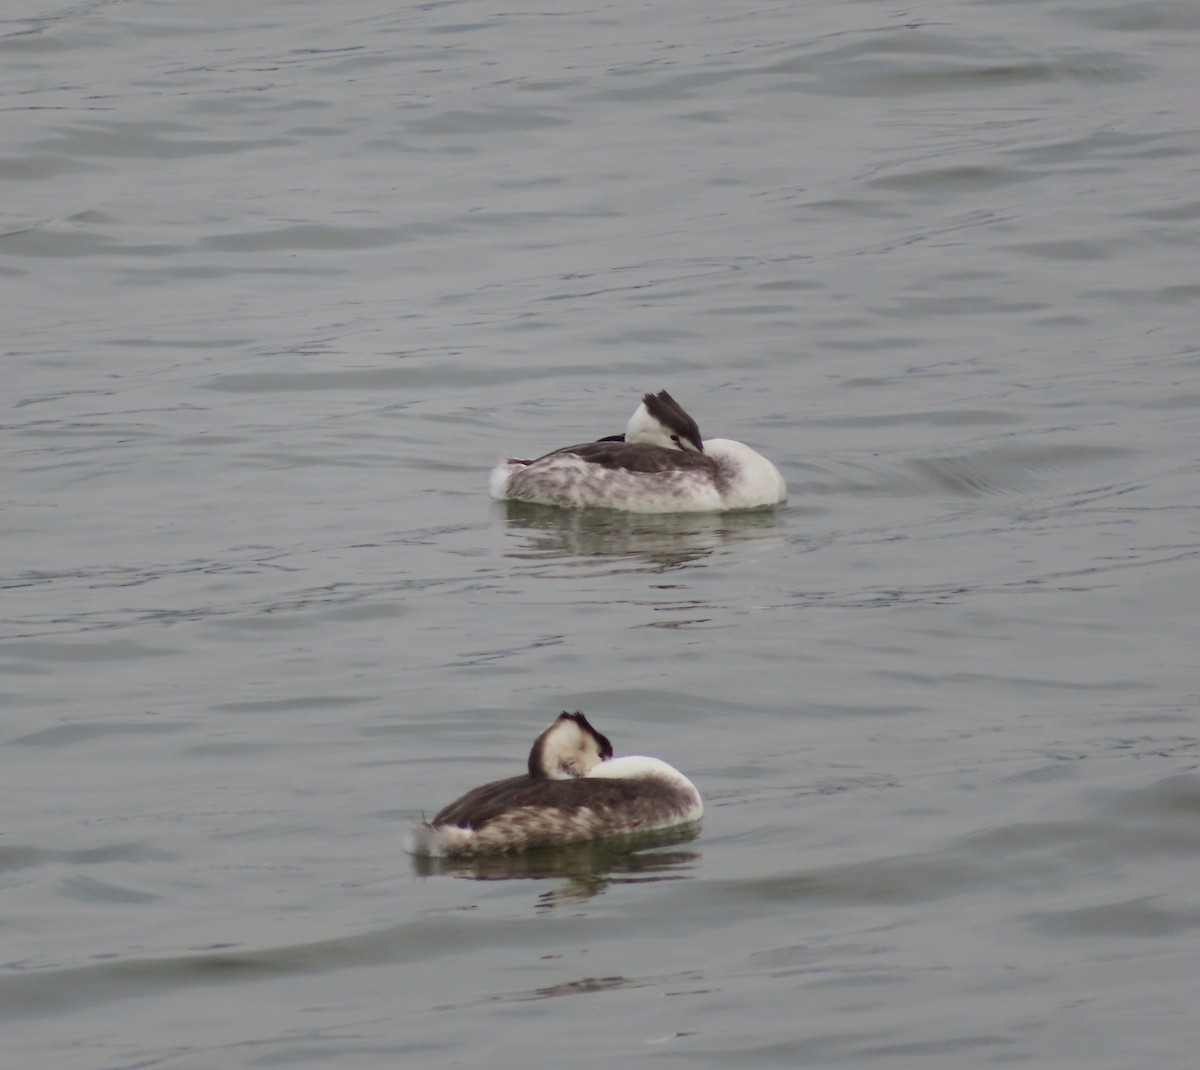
<box><xmin>563</xmin><ymin>711</ymin><xmax>613</xmax><ymax>761</ymax></box>
<box><xmin>527</xmin><ymin>711</ymin><xmax>613</xmax><ymax>778</ymax></box>
<box><xmin>642</xmin><ymin>390</ymin><xmax>704</xmax><ymax>453</ymax></box>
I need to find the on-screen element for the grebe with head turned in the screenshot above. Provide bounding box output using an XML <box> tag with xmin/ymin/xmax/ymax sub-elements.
<box><xmin>489</xmin><ymin>390</ymin><xmax>786</xmax><ymax>513</ymax></box>
<box><xmin>408</xmin><ymin>712</ymin><xmax>703</xmax><ymax>857</ymax></box>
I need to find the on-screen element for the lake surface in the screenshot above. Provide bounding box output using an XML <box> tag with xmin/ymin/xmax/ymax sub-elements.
<box><xmin>3</xmin><ymin>0</ymin><xmax>1198</xmax><ymax>1066</ymax></box>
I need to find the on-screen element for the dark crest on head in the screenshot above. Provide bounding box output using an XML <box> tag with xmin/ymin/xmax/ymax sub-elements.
<box><xmin>643</xmin><ymin>390</ymin><xmax>704</xmax><ymax>453</ymax></box>
<box><xmin>527</xmin><ymin>711</ymin><xmax>613</xmax><ymax>778</ymax></box>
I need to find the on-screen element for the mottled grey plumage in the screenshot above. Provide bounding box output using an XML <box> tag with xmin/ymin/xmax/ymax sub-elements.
<box><xmin>490</xmin><ymin>388</ymin><xmax>786</xmax><ymax>513</ymax></box>
<box><xmin>431</xmin><ymin>773</ymin><xmax>692</xmax><ymax>831</ymax></box>
<box><xmin>409</xmin><ymin>711</ymin><xmax>704</xmax><ymax>857</ymax></box>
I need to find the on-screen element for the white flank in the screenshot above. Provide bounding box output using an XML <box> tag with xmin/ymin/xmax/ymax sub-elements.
<box><xmin>489</xmin><ymin>459</ymin><xmax>521</xmax><ymax>500</ymax></box>
<box><xmin>407</xmin><ymin>822</ymin><xmax>476</xmax><ymax>858</ymax></box>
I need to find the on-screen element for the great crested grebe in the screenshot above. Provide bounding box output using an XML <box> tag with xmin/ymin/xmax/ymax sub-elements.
<box><xmin>408</xmin><ymin>712</ymin><xmax>703</xmax><ymax>857</ymax></box>
<box><xmin>489</xmin><ymin>390</ymin><xmax>786</xmax><ymax>513</ymax></box>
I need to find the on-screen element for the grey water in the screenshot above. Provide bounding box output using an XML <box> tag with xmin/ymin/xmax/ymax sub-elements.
<box><xmin>3</xmin><ymin>0</ymin><xmax>1199</xmax><ymax>1066</ymax></box>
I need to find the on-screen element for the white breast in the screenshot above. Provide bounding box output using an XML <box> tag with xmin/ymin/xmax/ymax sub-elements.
<box><xmin>704</xmin><ymin>439</ymin><xmax>788</xmax><ymax>510</ymax></box>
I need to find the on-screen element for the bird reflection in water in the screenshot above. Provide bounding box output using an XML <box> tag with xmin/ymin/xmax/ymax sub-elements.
<box><xmin>500</xmin><ymin>499</ymin><xmax>785</xmax><ymax>572</ymax></box>
<box><xmin>411</xmin><ymin>821</ymin><xmax>701</xmax><ymax>906</ymax></box>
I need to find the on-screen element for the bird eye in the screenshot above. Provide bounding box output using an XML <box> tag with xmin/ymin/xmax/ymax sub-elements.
<box><xmin>671</xmin><ymin>435</ymin><xmax>681</xmax><ymax>445</ymax></box>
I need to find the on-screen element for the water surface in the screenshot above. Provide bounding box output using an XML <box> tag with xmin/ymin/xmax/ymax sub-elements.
<box><xmin>3</xmin><ymin>0</ymin><xmax>1198</xmax><ymax>1067</ymax></box>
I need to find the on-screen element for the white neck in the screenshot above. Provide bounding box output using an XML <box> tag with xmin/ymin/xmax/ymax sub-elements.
<box><xmin>586</xmin><ymin>755</ymin><xmax>698</xmax><ymax>792</ymax></box>
<box><xmin>624</xmin><ymin>403</ymin><xmax>681</xmax><ymax>449</ymax></box>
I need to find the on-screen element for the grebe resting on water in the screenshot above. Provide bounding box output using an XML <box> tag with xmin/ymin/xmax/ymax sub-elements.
<box><xmin>408</xmin><ymin>712</ymin><xmax>703</xmax><ymax>857</ymax></box>
<box><xmin>489</xmin><ymin>390</ymin><xmax>786</xmax><ymax>513</ymax></box>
